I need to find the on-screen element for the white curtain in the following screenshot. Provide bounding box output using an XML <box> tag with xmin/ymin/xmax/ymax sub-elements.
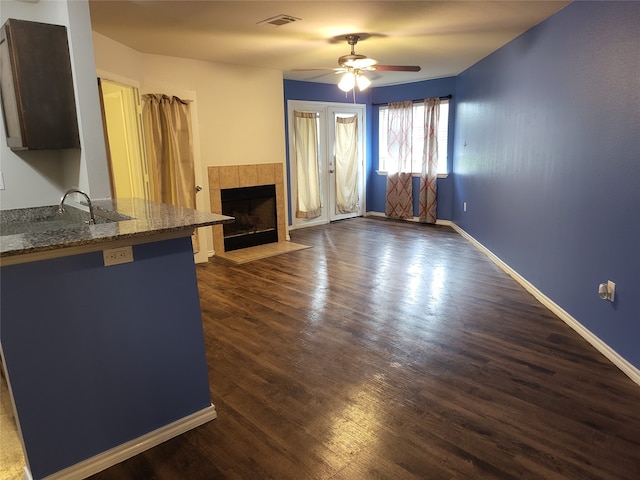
<box><xmin>385</xmin><ymin>100</ymin><xmax>414</xmax><ymax>219</ymax></box>
<box><xmin>419</xmin><ymin>97</ymin><xmax>440</xmax><ymax>223</ymax></box>
<box><xmin>335</xmin><ymin>115</ymin><xmax>359</xmax><ymax>214</ymax></box>
<box><xmin>294</xmin><ymin>111</ymin><xmax>322</xmax><ymax>219</ymax></box>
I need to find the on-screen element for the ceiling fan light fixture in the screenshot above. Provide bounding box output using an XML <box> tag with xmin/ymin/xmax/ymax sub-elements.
<box><xmin>319</xmin><ymin>33</ymin><xmax>421</xmax><ymax>92</ymax></box>
<box><xmin>356</xmin><ymin>74</ymin><xmax>371</xmax><ymax>91</ymax></box>
<box><xmin>338</xmin><ymin>72</ymin><xmax>356</xmax><ymax>92</ymax></box>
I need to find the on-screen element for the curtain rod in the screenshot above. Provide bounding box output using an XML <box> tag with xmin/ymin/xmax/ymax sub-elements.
<box><xmin>371</xmin><ymin>94</ymin><xmax>452</xmax><ymax>106</ymax></box>
<box><xmin>142</xmin><ymin>93</ymin><xmax>192</xmax><ymax>104</ymax></box>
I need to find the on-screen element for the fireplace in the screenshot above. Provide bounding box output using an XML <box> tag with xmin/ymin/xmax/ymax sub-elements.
<box><xmin>221</xmin><ymin>184</ymin><xmax>278</xmax><ymax>251</ymax></box>
<box><xmin>208</xmin><ymin>163</ymin><xmax>286</xmax><ymax>255</ymax></box>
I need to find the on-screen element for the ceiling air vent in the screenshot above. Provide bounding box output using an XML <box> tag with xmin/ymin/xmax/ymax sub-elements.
<box><xmin>257</xmin><ymin>14</ymin><xmax>301</xmax><ymax>27</ymax></box>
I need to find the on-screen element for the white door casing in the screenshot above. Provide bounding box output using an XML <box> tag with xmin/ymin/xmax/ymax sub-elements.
<box><xmin>287</xmin><ymin>100</ymin><xmax>366</xmax><ymax>230</ymax></box>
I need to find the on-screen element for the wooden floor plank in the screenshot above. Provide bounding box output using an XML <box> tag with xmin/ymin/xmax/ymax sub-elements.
<box><xmin>89</xmin><ymin>217</ymin><xmax>640</xmax><ymax>480</ymax></box>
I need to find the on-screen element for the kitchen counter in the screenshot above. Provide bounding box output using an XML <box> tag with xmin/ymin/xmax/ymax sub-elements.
<box><xmin>0</xmin><ymin>198</ymin><xmax>233</xmax><ymax>479</ymax></box>
<box><xmin>0</xmin><ymin>197</ymin><xmax>234</xmax><ymax>263</ymax></box>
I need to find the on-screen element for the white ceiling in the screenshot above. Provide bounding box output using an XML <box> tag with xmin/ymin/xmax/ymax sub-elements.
<box><xmin>88</xmin><ymin>0</ymin><xmax>570</xmax><ymax>87</ymax></box>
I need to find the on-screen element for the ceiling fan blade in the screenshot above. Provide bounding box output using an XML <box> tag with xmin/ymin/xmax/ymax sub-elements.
<box><xmin>372</xmin><ymin>65</ymin><xmax>421</xmax><ymax>72</ymax></box>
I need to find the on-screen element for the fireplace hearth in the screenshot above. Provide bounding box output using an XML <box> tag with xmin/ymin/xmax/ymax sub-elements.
<box><xmin>221</xmin><ymin>184</ymin><xmax>277</xmax><ymax>251</ymax></box>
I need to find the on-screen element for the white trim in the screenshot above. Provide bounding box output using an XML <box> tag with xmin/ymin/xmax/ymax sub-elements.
<box><xmin>449</xmin><ymin>222</ymin><xmax>640</xmax><ymax>387</ymax></box>
<box><xmin>287</xmin><ymin>100</ymin><xmax>367</xmax><ymax>230</ymax></box>
<box><xmin>40</xmin><ymin>405</ymin><xmax>217</xmax><ymax>480</ymax></box>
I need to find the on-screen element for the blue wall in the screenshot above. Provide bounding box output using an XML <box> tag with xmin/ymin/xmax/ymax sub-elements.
<box><xmin>453</xmin><ymin>1</ymin><xmax>640</xmax><ymax>368</ymax></box>
<box><xmin>283</xmin><ymin>2</ymin><xmax>639</xmax><ymax>370</ymax></box>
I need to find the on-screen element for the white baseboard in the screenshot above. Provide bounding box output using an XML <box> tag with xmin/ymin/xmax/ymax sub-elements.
<box><xmin>449</xmin><ymin>223</ymin><xmax>640</xmax><ymax>387</ymax></box>
<box><xmin>364</xmin><ymin>211</ymin><xmax>386</xmax><ymax>218</ymax></box>
<box><xmin>40</xmin><ymin>404</ymin><xmax>217</xmax><ymax>480</ymax></box>
<box><xmin>364</xmin><ymin>211</ymin><xmax>452</xmax><ymax>227</ymax></box>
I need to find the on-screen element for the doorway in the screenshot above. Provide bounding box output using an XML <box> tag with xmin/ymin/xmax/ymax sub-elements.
<box><xmin>98</xmin><ymin>78</ymin><xmax>209</xmax><ymax>263</ymax></box>
<box><xmin>99</xmin><ymin>79</ymin><xmax>150</xmax><ymax>201</ymax></box>
<box><xmin>287</xmin><ymin>100</ymin><xmax>366</xmax><ymax>229</ymax></box>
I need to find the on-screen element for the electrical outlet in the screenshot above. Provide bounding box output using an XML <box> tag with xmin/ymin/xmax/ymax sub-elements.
<box><xmin>103</xmin><ymin>246</ymin><xmax>134</xmax><ymax>266</ymax></box>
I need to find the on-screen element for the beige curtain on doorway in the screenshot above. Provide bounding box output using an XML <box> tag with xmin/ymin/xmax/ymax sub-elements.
<box><xmin>335</xmin><ymin>115</ymin><xmax>359</xmax><ymax>214</ymax></box>
<box><xmin>142</xmin><ymin>94</ymin><xmax>198</xmax><ymax>252</ymax></box>
<box><xmin>294</xmin><ymin>111</ymin><xmax>322</xmax><ymax>219</ymax></box>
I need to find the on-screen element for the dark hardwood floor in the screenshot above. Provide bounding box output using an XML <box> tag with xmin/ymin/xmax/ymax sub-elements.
<box><xmin>90</xmin><ymin>217</ymin><xmax>640</xmax><ymax>479</ymax></box>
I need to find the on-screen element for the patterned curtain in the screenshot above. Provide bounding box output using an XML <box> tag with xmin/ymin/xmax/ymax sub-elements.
<box><xmin>385</xmin><ymin>100</ymin><xmax>414</xmax><ymax>219</ymax></box>
<box><xmin>419</xmin><ymin>97</ymin><xmax>440</xmax><ymax>223</ymax></box>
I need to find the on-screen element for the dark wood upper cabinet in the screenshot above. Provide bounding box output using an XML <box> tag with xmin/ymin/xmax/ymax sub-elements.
<box><xmin>0</xmin><ymin>18</ymin><xmax>80</xmax><ymax>151</ymax></box>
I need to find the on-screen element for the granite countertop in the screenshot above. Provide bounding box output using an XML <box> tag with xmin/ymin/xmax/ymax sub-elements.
<box><xmin>0</xmin><ymin>198</ymin><xmax>234</xmax><ymax>259</ymax></box>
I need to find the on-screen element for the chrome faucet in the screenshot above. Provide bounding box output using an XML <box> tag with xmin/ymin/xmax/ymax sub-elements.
<box><xmin>59</xmin><ymin>188</ymin><xmax>96</xmax><ymax>225</ymax></box>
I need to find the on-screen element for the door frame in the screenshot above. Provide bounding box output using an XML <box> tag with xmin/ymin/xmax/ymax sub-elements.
<box><xmin>98</xmin><ymin>78</ymin><xmax>150</xmax><ymax>201</ymax></box>
<box><xmin>287</xmin><ymin>100</ymin><xmax>366</xmax><ymax>230</ymax></box>
<box><xmin>97</xmin><ymin>71</ymin><xmax>210</xmax><ymax>264</ymax></box>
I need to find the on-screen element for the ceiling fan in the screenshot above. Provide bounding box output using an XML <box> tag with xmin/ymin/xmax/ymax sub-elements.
<box><xmin>297</xmin><ymin>34</ymin><xmax>421</xmax><ymax>92</ymax></box>
<box><xmin>337</xmin><ymin>34</ymin><xmax>421</xmax><ymax>72</ymax></box>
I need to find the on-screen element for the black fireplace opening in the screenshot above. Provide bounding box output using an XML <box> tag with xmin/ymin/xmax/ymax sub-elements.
<box><xmin>221</xmin><ymin>184</ymin><xmax>278</xmax><ymax>252</ymax></box>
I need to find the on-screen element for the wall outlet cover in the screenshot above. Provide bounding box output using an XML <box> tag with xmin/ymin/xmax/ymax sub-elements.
<box><xmin>103</xmin><ymin>246</ymin><xmax>134</xmax><ymax>266</ymax></box>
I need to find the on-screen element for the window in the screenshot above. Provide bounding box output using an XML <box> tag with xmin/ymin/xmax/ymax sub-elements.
<box><xmin>378</xmin><ymin>100</ymin><xmax>449</xmax><ymax>175</ymax></box>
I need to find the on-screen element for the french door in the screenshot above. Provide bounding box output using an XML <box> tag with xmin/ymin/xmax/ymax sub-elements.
<box><xmin>287</xmin><ymin>100</ymin><xmax>366</xmax><ymax>229</ymax></box>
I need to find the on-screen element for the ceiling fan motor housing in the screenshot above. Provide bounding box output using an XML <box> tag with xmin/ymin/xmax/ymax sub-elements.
<box><xmin>339</xmin><ymin>54</ymin><xmax>370</xmax><ymax>67</ymax></box>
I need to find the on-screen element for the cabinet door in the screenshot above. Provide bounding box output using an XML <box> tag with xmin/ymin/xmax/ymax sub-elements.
<box><xmin>0</xmin><ymin>19</ymin><xmax>80</xmax><ymax>150</ymax></box>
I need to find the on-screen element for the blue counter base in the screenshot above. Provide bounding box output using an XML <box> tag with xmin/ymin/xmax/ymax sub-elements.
<box><xmin>0</xmin><ymin>236</ymin><xmax>213</xmax><ymax>479</ymax></box>
<box><xmin>39</xmin><ymin>404</ymin><xmax>216</xmax><ymax>480</ymax></box>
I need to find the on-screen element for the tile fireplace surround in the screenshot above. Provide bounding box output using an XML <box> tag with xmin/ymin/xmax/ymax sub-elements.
<box><xmin>208</xmin><ymin>163</ymin><xmax>286</xmax><ymax>254</ymax></box>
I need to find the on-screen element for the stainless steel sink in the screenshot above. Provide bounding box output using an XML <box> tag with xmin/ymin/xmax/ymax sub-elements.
<box><xmin>93</xmin><ymin>207</ymin><xmax>133</xmax><ymax>223</ymax></box>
